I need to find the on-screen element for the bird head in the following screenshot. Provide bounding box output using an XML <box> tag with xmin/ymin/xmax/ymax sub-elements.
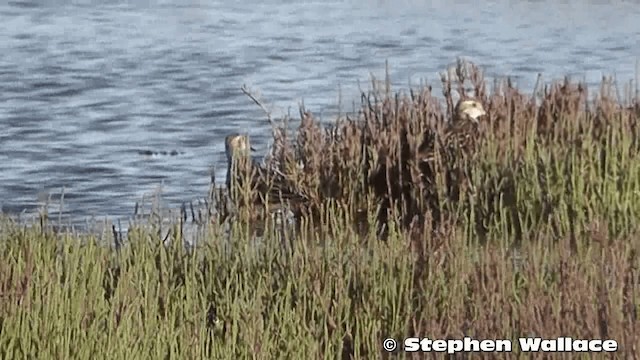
<box><xmin>454</xmin><ymin>99</ymin><xmax>487</xmax><ymax>124</ymax></box>
<box><xmin>225</xmin><ymin>134</ymin><xmax>256</xmax><ymax>162</ymax></box>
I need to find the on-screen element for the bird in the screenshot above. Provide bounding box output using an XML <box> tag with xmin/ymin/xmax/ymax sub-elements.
<box><xmin>443</xmin><ymin>98</ymin><xmax>487</xmax><ymax>153</ymax></box>
<box><xmin>224</xmin><ymin>134</ymin><xmax>307</xmax><ymax>212</ymax></box>
<box><xmin>440</xmin><ymin>98</ymin><xmax>487</xmax><ymax>201</ymax></box>
<box><xmin>225</xmin><ymin>134</ymin><xmax>256</xmax><ymax>199</ymax></box>
<box><xmin>415</xmin><ymin>98</ymin><xmax>487</xmax><ymax>164</ymax></box>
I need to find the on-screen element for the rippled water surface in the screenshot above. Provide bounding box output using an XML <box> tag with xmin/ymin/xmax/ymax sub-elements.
<box><xmin>1</xmin><ymin>0</ymin><xmax>639</xmax><ymax>223</ymax></box>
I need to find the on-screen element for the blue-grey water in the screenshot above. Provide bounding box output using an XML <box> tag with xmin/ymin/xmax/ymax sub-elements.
<box><xmin>1</xmin><ymin>0</ymin><xmax>639</xmax><ymax>225</ymax></box>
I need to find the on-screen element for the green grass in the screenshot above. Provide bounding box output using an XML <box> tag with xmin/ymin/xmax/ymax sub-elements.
<box><xmin>1</xmin><ymin>197</ymin><xmax>638</xmax><ymax>358</ymax></box>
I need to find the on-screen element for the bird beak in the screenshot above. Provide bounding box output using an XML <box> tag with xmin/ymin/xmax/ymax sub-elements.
<box><xmin>250</xmin><ymin>146</ymin><xmax>256</xmax><ymax>152</ymax></box>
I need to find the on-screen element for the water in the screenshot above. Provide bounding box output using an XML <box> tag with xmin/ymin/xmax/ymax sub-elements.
<box><xmin>1</xmin><ymin>0</ymin><xmax>639</xmax><ymax>225</ymax></box>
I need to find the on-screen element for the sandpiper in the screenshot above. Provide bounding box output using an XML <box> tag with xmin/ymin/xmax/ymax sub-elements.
<box><xmin>416</xmin><ymin>98</ymin><xmax>487</xmax><ymax>163</ymax></box>
<box><xmin>443</xmin><ymin>98</ymin><xmax>487</xmax><ymax>153</ymax></box>
<box><xmin>225</xmin><ymin>134</ymin><xmax>255</xmax><ymax>199</ymax></box>
<box><xmin>224</xmin><ymin>134</ymin><xmax>306</xmax><ymax>211</ymax></box>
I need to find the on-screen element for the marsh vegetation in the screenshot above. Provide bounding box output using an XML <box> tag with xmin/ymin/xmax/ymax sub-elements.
<box><xmin>2</xmin><ymin>61</ymin><xmax>640</xmax><ymax>358</ymax></box>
